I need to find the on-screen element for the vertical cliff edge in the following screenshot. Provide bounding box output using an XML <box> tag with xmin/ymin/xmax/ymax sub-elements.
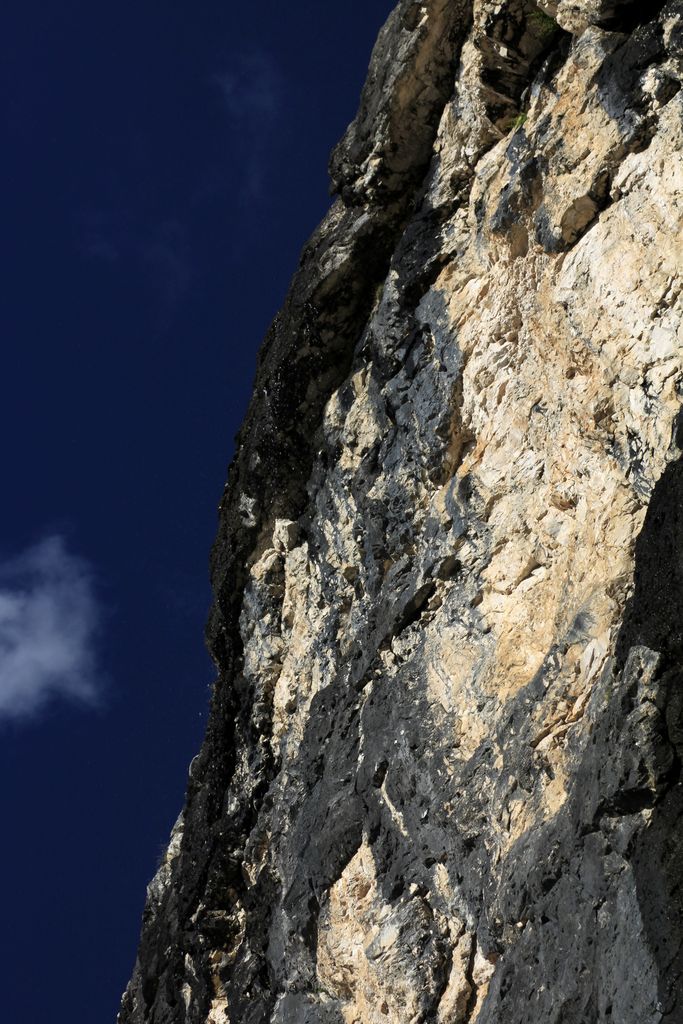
<box><xmin>120</xmin><ymin>2</ymin><xmax>683</xmax><ymax>1021</ymax></box>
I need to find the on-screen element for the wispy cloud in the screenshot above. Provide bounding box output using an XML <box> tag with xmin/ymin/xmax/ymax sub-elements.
<box><xmin>139</xmin><ymin>218</ymin><xmax>193</xmax><ymax>327</ymax></box>
<box><xmin>0</xmin><ymin>537</ymin><xmax>103</xmax><ymax>722</ymax></box>
<box><xmin>216</xmin><ymin>52</ymin><xmax>281</xmax><ymax>120</ymax></box>
<box><xmin>215</xmin><ymin>51</ymin><xmax>283</xmax><ymax>198</ymax></box>
<box><xmin>78</xmin><ymin>207</ymin><xmax>123</xmax><ymax>264</ymax></box>
<box><xmin>77</xmin><ymin>207</ymin><xmax>192</xmax><ymax>331</ymax></box>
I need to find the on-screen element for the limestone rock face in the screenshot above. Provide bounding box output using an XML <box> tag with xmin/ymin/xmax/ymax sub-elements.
<box><xmin>120</xmin><ymin>2</ymin><xmax>683</xmax><ymax>1022</ymax></box>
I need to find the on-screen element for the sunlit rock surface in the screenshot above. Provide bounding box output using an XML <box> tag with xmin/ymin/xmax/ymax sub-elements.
<box><xmin>120</xmin><ymin>2</ymin><xmax>683</xmax><ymax>1021</ymax></box>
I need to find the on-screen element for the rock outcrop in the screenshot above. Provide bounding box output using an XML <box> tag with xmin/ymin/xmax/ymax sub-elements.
<box><xmin>120</xmin><ymin>2</ymin><xmax>683</xmax><ymax>1021</ymax></box>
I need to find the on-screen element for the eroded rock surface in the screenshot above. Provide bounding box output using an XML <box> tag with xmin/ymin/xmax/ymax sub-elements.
<box><xmin>120</xmin><ymin>2</ymin><xmax>683</xmax><ymax>1021</ymax></box>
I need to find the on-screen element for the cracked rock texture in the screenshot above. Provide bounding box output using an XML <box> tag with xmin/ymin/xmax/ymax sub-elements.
<box><xmin>120</xmin><ymin>2</ymin><xmax>683</xmax><ymax>1021</ymax></box>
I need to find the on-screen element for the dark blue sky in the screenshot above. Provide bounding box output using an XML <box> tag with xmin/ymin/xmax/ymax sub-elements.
<box><xmin>1</xmin><ymin>2</ymin><xmax>394</xmax><ymax>1019</ymax></box>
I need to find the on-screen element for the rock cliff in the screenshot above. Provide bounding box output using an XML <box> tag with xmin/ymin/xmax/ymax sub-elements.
<box><xmin>120</xmin><ymin>2</ymin><xmax>683</xmax><ymax>1021</ymax></box>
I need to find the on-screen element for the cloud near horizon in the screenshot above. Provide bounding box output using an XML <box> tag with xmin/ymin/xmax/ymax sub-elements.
<box><xmin>0</xmin><ymin>536</ymin><xmax>103</xmax><ymax>722</ymax></box>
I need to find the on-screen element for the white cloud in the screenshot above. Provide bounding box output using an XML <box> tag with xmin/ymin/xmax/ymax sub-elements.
<box><xmin>215</xmin><ymin>52</ymin><xmax>283</xmax><ymax>198</ymax></box>
<box><xmin>0</xmin><ymin>536</ymin><xmax>103</xmax><ymax>721</ymax></box>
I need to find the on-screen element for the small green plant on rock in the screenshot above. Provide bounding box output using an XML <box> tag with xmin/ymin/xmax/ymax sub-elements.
<box><xmin>501</xmin><ymin>110</ymin><xmax>528</xmax><ymax>134</ymax></box>
<box><xmin>529</xmin><ymin>7</ymin><xmax>558</xmax><ymax>39</ymax></box>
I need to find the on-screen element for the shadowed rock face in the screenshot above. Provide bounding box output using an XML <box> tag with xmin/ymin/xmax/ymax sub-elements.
<box><xmin>119</xmin><ymin>2</ymin><xmax>683</xmax><ymax>1022</ymax></box>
